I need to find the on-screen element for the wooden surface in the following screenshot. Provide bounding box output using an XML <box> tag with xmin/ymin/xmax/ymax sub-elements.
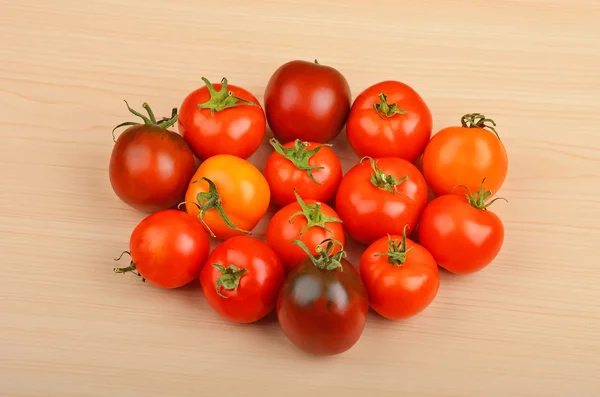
<box><xmin>1</xmin><ymin>0</ymin><xmax>599</xmax><ymax>396</ymax></box>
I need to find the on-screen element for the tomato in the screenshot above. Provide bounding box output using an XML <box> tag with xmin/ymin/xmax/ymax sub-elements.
<box><xmin>360</xmin><ymin>226</ymin><xmax>439</xmax><ymax>319</ymax></box>
<box><xmin>266</xmin><ymin>190</ymin><xmax>345</xmax><ymax>270</ymax></box>
<box><xmin>264</xmin><ymin>59</ymin><xmax>351</xmax><ymax>143</ymax></box>
<box><xmin>184</xmin><ymin>154</ymin><xmax>270</xmax><ymax>240</ymax></box>
<box><xmin>422</xmin><ymin>113</ymin><xmax>508</xmax><ymax>197</ymax></box>
<box><xmin>200</xmin><ymin>236</ymin><xmax>285</xmax><ymax>323</ymax></box>
<box><xmin>417</xmin><ymin>180</ymin><xmax>506</xmax><ymax>274</ymax></box>
<box><xmin>113</xmin><ymin>209</ymin><xmax>210</xmax><ymax>288</ymax></box>
<box><xmin>335</xmin><ymin>157</ymin><xmax>428</xmax><ymax>245</ymax></box>
<box><xmin>277</xmin><ymin>239</ymin><xmax>368</xmax><ymax>355</ymax></box>
<box><xmin>346</xmin><ymin>81</ymin><xmax>432</xmax><ymax>163</ymax></box>
<box><xmin>264</xmin><ymin>138</ymin><xmax>343</xmax><ymax>207</ymax></box>
<box><xmin>178</xmin><ymin>77</ymin><xmax>265</xmax><ymax>160</ymax></box>
<box><xmin>109</xmin><ymin>101</ymin><xmax>196</xmax><ymax>213</ymax></box>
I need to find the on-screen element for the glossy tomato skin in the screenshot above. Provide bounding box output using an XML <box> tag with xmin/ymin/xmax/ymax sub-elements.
<box><xmin>346</xmin><ymin>81</ymin><xmax>432</xmax><ymax>163</ymax></box>
<box><xmin>277</xmin><ymin>258</ymin><xmax>369</xmax><ymax>355</ymax></box>
<box><xmin>264</xmin><ymin>60</ymin><xmax>351</xmax><ymax>143</ymax></box>
<box><xmin>200</xmin><ymin>236</ymin><xmax>285</xmax><ymax>323</ymax></box>
<box><xmin>360</xmin><ymin>235</ymin><xmax>439</xmax><ymax>319</ymax></box>
<box><xmin>124</xmin><ymin>209</ymin><xmax>210</xmax><ymax>288</ymax></box>
<box><xmin>178</xmin><ymin>80</ymin><xmax>266</xmax><ymax>160</ymax></box>
<box><xmin>109</xmin><ymin>125</ymin><xmax>196</xmax><ymax>213</ymax></box>
<box><xmin>184</xmin><ymin>154</ymin><xmax>270</xmax><ymax>240</ymax></box>
<box><xmin>335</xmin><ymin>157</ymin><xmax>429</xmax><ymax>245</ymax></box>
<box><xmin>264</xmin><ymin>141</ymin><xmax>343</xmax><ymax>207</ymax></box>
<box><xmin>418</xmin><ymin>194</ymin><xmax>504</xmax><ymax>274</ymax></box>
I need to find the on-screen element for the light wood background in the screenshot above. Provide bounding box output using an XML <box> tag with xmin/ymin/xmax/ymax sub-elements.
<box><xmin>1</xmin><ymin>0</ymin><xmax>599</xmax><ymax>396</ymax></box>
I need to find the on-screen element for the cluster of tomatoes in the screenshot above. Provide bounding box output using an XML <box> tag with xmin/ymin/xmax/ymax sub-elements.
<box><xmin>108</xmin><ymin>59</ymin><xmax>508</xmax><ymax>356</ymax></box>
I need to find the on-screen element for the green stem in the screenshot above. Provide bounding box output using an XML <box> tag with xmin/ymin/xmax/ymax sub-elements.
<box><xmin>361</xmin><ymin>156</ymin><xmax>407</xmax><ymax>194</ymax></box>
<box><xmin>112</xmin><ymin>100</ymin><xmax>178</xmax><ymax>142</ymax></box>
<box><xmin>213</xmin><ymin>264</ymin><xmax>247</xmax><ymax>299</ymax></box>
<box><xmin>112</xmin><ymin>251</ymin><xmax>145</xmax><ymax>282</ymax></box>
<box><xmin>461</xmin><ymin>113</ymin><xmax>500</xmax><ymax>140</ymax></box>
<box><xmin>197</xmin><ymin>77</ymin><xmax>257</xmax><ymax>115</ymax></box>
<box><xmin>292</xmin><ymin>238</ymin><xmax>346</xmax><ymax>271</ymax></box>
<box><xmin>288</xmin><ymin>190</ymin><xmax>343</xmax><ymax>236</ymax></box>
<box><xmin>374</xmin><ymin>225</ymin><xmax>413</xmax><ymax>266</ymax></box>
<box><xmin>373</xmin><ymin>93</ymin><xmax>407</xmax><ymax>119</ymax></box>
<box><xmin>269</xmin><ymin>138</ymin><xmax>330</xmax><ymax>184</ymax></box>
<box><xmin>454</xmin><ymin>178</ymin><xmax>508</xmax><ymax>210</ymax></box>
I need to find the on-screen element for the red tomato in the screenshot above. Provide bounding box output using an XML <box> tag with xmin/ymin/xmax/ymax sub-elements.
<box><xmin>277</xmin><ymin>239</ymin><xmax>369</xmax><ymax>355</ymax></box>
<box><xmin>264</xmin><ymin>60</ymin><xmax>351</xmax><ymax>143</ymax></box>
<box><xmin>264</xmin><ymin>138</ymin><xmax>343</xmax><ymax>207</ymax></box>
<box><xmin>113</xmin><ymin>209</ymin><xmax>210</xmax><ymax>288</ymax></box>
<box><xmin>200</xmin><ymin>236</ymin><xmax>285</xmax><ymax>323</ymax></box>
<box><xmin>178</xmin><ymin>77</ymin><xmax>266</xmax><ymax>160</ymax></box>
<box><xmin>360</xmin><ymin>226</ymin><xmax>439</xmax><ymax>319</ymax></box>
<box><xmin>346</xmin><ymin>81</ymin><xmax>432</xmax><ymax>163</ymax></box>
<box><xmin>417</xmin><ymin>180</ymin><xmax>506</xmax><ymax>274</ymax></box>
<box><xmin>266</xmin><ymin>190</ymin><xmax>345</xmax><ymax>270</ymax></box>
<box><xmin>422</xmin><ymin>113</ymin><xmax>508</xmax><ymax>197</ymax></box>
<box><xmin>335</xmin><ymin>157</ymin><xmax>428</xmax><ymax>245</ymax></box>
<box><xmin>109</xmin><ymin>101</ymin><xmax>196</xmax><ymax>213</ymax></box>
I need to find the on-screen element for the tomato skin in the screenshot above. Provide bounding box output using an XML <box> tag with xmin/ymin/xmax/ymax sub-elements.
<box><xmin>119</xmin><ymin>210</ymin><xmax>210</xmax><ymax>288</ymax></box>
<box><xmin>200</xmin><ymin>236</ymin><xmax>285</xmax><ymax>323</ymax></box>
<box><xmin>360</xmin><ymin>235</ymin><xmax>439</xmax><ymax>319</ymax></box>
<box><xmin>178</xmin><ymin>78</ymin><xmax>266</xmax><ymax>160</ymax></box>
<box><xmin>417</xmin><ymin>194</ymin><xmax>504</xmax><ymax>274</ymax></box>
<box><xmin>264</xmin><ymin>60</ymin><xmax>351</xmax><ymax>143</ymax></box>
<box><xmin>334</xmin><ymin>157</ymin><xmax>429</xmax><ymax>245</ymax></box>
<box><xmin>346</xmin><ymin>81</ymin><xmax>432</xmax><ymax>163</ymax></box>
<box><xmin>184</xmin><ymin>154</ymin><xmax>270</xmax><ymax>240</ymax></box>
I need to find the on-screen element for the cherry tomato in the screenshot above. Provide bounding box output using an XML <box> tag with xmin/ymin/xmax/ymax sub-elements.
<box><xmin>264</xmin><ymin>59</ymin><xmax>351</xmax><ymax>143</ymax></box>
<box><xmin>113</xmin><ymin>209</ymin><xmax>210</xmax><ymax>288</ymax></box>
<box><xmin>335</xmin><ymin>157</ymin><xmax>428</xmax><ymax>245</ymax></box>
<box><xmin>184</xmin><ymin>154</ymin><xmax>270</xmax><ymax>240</ymax></box>
<box><xmin>277</xmin><ymin>239</ymin><xmax>369</xmax><ymax>356</ymax></box>
<box><xmin>109</xmin><ymin>101</ymin><xmax>196</xmax><ymax>213</ymax></box>
<box><xmin>178</xmin><ymin>77</ymin><xmax>266</xmax><ymax>160</ymax></box>
<box><xmin>266</xmin><ymin>190</ymin><xmax>345</xmax><ymax>270</ymax></box>
<box><xmin>360</xmin><ymin>226</ymin><xmax>439</xmax><ymax>319</ymax></box>
<box><xmin>264</xmin><ymin>138</ymin><xmax>343</xmax><ymax>207</ymax></box>
<box><xmin>346</xmin><ymin>81</ymin><xmax>432</xmax><ymax>163</ymax></box>
<box><xmin>417</xmin><ymin>180</ymin><xmax>506</xmax><ymax>274</ymax></box>
<box><xmin>200</xmin><ymin>236</ymin><xmax>285</xmax><ymax>323</ymax></box>
<box><xmin>422</xmin><ymin>113</ymin><xmax>508</xmax><ymax>197</ymax></box>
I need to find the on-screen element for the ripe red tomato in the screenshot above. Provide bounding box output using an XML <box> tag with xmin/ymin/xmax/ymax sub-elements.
<box><xmin>417</xmin><ymin>180</ymin><xmax>506</xmax><ymax>274</ymax></box>
<box><xmin>263</xmin><ymin>138</ymin><xmax>343</xmax><ymax>207</ymax></box>
<box><xmin>360</xmin><ymin>226</ymin><xmax>439</xmax><ymax>319</ymax></box>
<box><xmin>346</xmin><ymin>81</ymin><xmax>432</xmax><ymax>163</ymax></box>
<box><xmin>200</xmin><ymin>236</ymin><xmax>285</xmax><ymax>323</ymax></box>
<box><xmin>266</xmin><ymin>191</ymin><xmax>345</xmax><ymax>270</ymax></box>
<box><xmin>264</xmin><ymin>60</ymin><xmax>351</xmax><ymax>143</ymax></box>
<box><xmin>113</xmin><ymin>209</ymin><xmax>210</xmax><ymax>288</ymax></box>
<box><xmin>178</xmin><ymin>77</ymin><xmax>266</xmax><ymax>160</ymax></box>
<box><xmin>109</xmin><ymin>101</ymin><xmax>196</xmax><ymax>213</ymax></box>
<box><xmin>422</xmin><ymin>113</ymin><xmax>508</xmax><ymax>197</ymax></box>
<box><xmin>277</xmin><ymin>239</ymin><xmax>369</xmax><ymax>355</ymax></box>
<box><xmin>335</xmin><ymin>157</ymin><xmax>428</xmax><ymax>245</ymax></box>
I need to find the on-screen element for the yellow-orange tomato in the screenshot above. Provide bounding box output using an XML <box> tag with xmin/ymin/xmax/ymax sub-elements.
<box><xmin>184</xmin><ymin>154</ymin><xmax>270</xmax><ymax>240</ymax></box>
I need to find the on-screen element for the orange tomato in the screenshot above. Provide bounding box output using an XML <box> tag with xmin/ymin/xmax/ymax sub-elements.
<box><xmin>422</xmin><ymin>113</ymin><xmax>508</xmax><ymax>197</ymax></box>
<box><xmin>184</xmin><ymin>154</ymin><xmax>270</xmax><ymax>240</ymax></box>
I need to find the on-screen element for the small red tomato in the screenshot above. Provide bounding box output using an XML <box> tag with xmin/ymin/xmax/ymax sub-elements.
<box><xmin>264</xmin><ymin>60</ymin><xmax>351</xmax><ymax>143</ymax></box>
<box><xmin>335</xmin><ymin>157</ymin><xmax>429</xmax><ymax>245</ymax></box>
<box><xmin>360</xmin><ymin>226</ymin><xmax>439</xmax><ymax>319</ymax></box>
<box><xmin>113</xmin><ymin>209</ymin><xmax>210</xmax><ymax>289</ymax></box>
<box><xmin>418</xmin><ymin>180</ymin><xmax>506</xmax><ymax>274</ymax></box>
<box><xmin>178</xmin><ymin>77</ymin><xmax>266</xmax><ymax>160</ymax></box>
<box><xmin>264</xmin><ymin>138</ymin><xmax>343</xmax><ymax>207</ymax></box>
<box><xmin>346</xmin><ymin>81</ymin><xmax>432</xmax><ymax>163</ymax></box>
<box><xmin>200</xmin><ymin>236</ymin><xmax>285</xmax><ymax>323</ymax></box>
<box><xmin>266</xmin><ymin>190</ymin><xmax>345</xmax><ymax>270</ymax></box>
<box><xmin>109</xmin><ymin>101</ymin><xmax>196</xmax><ymax>213</ymax></box>
<box><xmin>277</xmin><ymin>239</ymin><xmax>369</xmax><ymax>356</ymax></box>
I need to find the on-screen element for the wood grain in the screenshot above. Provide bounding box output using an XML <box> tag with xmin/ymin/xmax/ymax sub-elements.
<box><xmin>1</xmin><ymin>0</ymin><xmax>599</xmax><ymax>396</ymax></box>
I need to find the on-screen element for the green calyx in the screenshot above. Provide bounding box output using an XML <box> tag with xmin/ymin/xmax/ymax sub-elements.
<box><xmin>461</xmin><ymin>113</ymin><xmax>500</xmax><ymax>140</ymax></box>
<box><xmin>289</xmin><ymin>190</ymin><xmax>343</xmax><ymax>236</ymax></box>
<box><xmin>455</xmin><ymin>178</ymin><xmax>508</xmax><ymax>210</ymax></box>
<box><xmin>269</xmin><ymin>138</ymin><xmax>331</xmax><ymax>184</ymax></box>
<box><xmin>374</xmin><ymin>225</ymin><xmax>413</xmax><ymax>266</ymax></box>
<box><xmin>197</xmin><ymin>77</ymin><xmax>257</xmax><ymax>115</ymax></box>
<box><xmin>373</xmin><ymin>93</ymin><xmax>407</xmax><ymax>119</ymax></box>
<box><xmin>292</xmin><ymin>238</ymin><xmax>346</xmax><ymax>272</ymax></box>
<box><xmin>213</xmin><ymin>263</ymin><xmax>247</xmax><ymax>299</ymax></box>
<box><xmin>361</xmin><ymin>156</ymin><xmax>407</xmax><ymax>194</ymax></box>
<box><xmin>112</xmin><ymin>251</ymin><xmax>146</xmax><ymax>282</ymax></box>
<box><xmin>112</xmin><ymin>100</ymin><xmax>178</xmax><ymax>142</ymax></box>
